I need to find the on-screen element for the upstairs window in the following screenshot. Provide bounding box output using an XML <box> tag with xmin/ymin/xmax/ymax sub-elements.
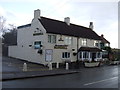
<box><xmin>100</xmin><ymin>43</ymin><xmax>104</xmax><ymax>49</ymax></box>
<box><xmin>82</xmin><ymin>39</ymin><xmax>87</xmax><ymax>46</ymax></box>
<box><xmin>65</xmin><ymin>37</ymin><xmax>72</xmax><ymax>45</ymax></box>
<box><xmin>94</xmin><ymin>40</ymin><xmax>99</xmax><ymax>47</ymax></box>
<box><xmin>105</xmin><ymin>43</ymin><xmax>110</xmax><ymax>47</ymax></box>
<box><xmin>48</xmin><ymin>35</ymin><xmax>56</xmax><ymax>43</ymax></box>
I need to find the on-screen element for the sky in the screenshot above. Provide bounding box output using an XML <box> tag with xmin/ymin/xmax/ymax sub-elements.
<box><xmin>0</xmin><ymin>0</ymin><xmax>119</xmax><ymax>48</ymax></box>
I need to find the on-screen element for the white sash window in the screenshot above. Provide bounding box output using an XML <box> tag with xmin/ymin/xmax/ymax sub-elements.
<box><xmin>48</xmin><ymin>35</ymin><xmax>56</xmax><ymax>43</ymax></box>
<box><xmin>62</xmin><ymin>52</ymin><xmax>70</xmax><ymax>59</ymax></box>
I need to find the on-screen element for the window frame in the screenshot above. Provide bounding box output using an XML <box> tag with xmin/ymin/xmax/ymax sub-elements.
<box><xmin>79</xmin><ymin>51</ymin><xmax>90</xmax><ymax>60</ymax></box>
<box><xmin>82</xmin><ymin>39</ymin><xmax>87</xmax><ymax>46</ymax></box>
<box><xmin>96</xmin><ymin>52</ymin><xmax>102</xmax><ymax>59</ymax></box>
<box><xmin>94</xmin><ymin>40</ymin><xmax>99</xmax><ymax>47</ymax></box>
<box><xmin>64</xmin><ymin>36</ymin><xmax>73</xmax><ymax>45</ymax></box>
<box><xmin>34</xmin><ymin>41</ymin><xmax>42</xmax><ymax>49</ymax></box>
<box><xmin>62</xmin><ymin>52</ymin><xmax>71</xmax><ymax>59</ymax></box>
<box><xmin>48</xmin><ymin>35</ymin><xmax>56</xmax><ymax>44</ymax></box>
<box><xmin>83</xmin><ymin>51</ymin><xmax>89</xmax><ymax>59</ymax></box>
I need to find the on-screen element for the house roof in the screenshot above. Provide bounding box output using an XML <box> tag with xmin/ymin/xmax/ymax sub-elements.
<box><xmin>39</xmin><ymin>17</ymin><xmax>101</xmax><ymax>40</ymax></box>
<box><xmin>100</xmin><ymin>35</ymin><xmax>110</xmax><ymax>44</ymax></box>
<box><xmin>78</xmin><ymin>47</ymin><xmax>102</xmax><ymax>52</ymax></box>
<box><xmin>18</xmin><ymin>24</ymin><xmax>31</xmax><ymax>29</ymax></box>
<box><xmin>17</xmin><ymin>16</ymin><xmax>101</xmax><ymax>40</ymax></box>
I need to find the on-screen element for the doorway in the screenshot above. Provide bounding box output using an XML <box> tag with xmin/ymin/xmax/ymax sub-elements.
<box><xmin>92</xmin><ymin>52</ymin><xmax>96</xmax><ymax>61</ymax></box>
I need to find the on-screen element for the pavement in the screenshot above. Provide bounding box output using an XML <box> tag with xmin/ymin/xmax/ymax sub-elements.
<box><xmin>2</xmin><ymin>56</ymin><xmax>79</xmax><ymax>81</ymax></box>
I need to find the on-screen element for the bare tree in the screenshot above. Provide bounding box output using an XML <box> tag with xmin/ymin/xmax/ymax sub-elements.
<box><xmin>2</xmin><ymin>23</ymin><xmax>17</xmax><ymax>45</ymax></box>
<box><xmin>0</xmin><ymin>16</ymin><xmax>6</xmax><ymax>34</ymax></box>
<box><xmin>0</xmin><ymin>16</ymin><xmax>17</xmax><ymax>56</ymax></box>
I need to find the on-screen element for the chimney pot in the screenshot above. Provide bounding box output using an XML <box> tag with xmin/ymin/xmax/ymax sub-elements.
<box><xmin>89</xmin><ymin>22</ymin><xmax>93</xmax><ymax>30</ymax></box>
<box><xmin>64</xmin><ymin>17</ymin><xmax>70</xmax><ymax>25</ymax></box>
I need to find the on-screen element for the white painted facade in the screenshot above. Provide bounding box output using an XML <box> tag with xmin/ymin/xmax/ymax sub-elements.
<box><xmin>9</xmin><ymin>9</ymin><xmax>102</xmax><ymax>65</ymax></box>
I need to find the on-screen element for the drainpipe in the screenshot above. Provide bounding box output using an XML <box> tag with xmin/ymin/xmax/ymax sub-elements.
<box><xmin>77</xmin><ymin>37</ymin><xmax>79</xmax><ymax>61</ymax></box>
<box><xmin>76</xmin><ymin>37</ymin><xmax>80</xmax><ymax>69</ymax></box>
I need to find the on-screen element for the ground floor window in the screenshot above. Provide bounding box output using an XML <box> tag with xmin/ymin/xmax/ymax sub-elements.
<box><xmin>34</xmin><ymin>41</ymin><xmax>42</xmax><ymax>49</ymax></box>
<box><xmin>79</xmin><ymin>51</ymin><xmax>90</xmax><ymax>59</ymax></box>
<box><xmin>79</xmin><ymin>52</ymin><xmax>82</xmax><ymax>58</ymax></box>
<box><xmin>96</xmin><ymin>52</ymin><xmax>102</xmax><ymax>58</ymax></box>
<box><xmin>78</xmin><ymin>51</ymin><xmax>102</xmax><ymax>61</ymax></box>
<box><xmin>62</xmin><ymin>52</ymin><xmax>70</xmax><ymax>59</ymax></box>
<box><xmin>83</xmin><ymin>52</ymin><xmax>89</xmax><ymax>59</ymax></box>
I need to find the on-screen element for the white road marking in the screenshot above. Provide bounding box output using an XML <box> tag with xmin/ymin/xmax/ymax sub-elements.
<box><xmin>84</xmin><ymin>76</ymin><xmax>118</xmax><ymax>86</ymax></box>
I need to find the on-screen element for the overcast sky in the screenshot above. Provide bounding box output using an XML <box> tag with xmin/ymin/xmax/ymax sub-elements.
<box><xmin>0</xmin><ymin>0</ymin><xmax>119</xmax><ymax>48</ymax></box>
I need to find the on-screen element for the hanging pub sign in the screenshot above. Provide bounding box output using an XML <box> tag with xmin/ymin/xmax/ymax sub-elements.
<box><xmin>54</xmin><ymin>45</ymin><xmax>68</xmax><ymax>49</ymax></box>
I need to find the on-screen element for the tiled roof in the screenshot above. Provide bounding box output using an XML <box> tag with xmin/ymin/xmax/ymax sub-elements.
<box><xmin>17</xmin><ymin>16</ymin><xmax>101</xmax><ymax>40</ymax></box>
<box><xmin>39</xmin><ymin>17</ymin><xmax>101</xmax><ymax>40</ymax></box>
<box><xmin>100</xmin><ymin>36</ymin><xmax>110</xmax><ymax>44</ymax></box>
<box><xmin>18</xmin><ymin>24</ymin><xmax>31</xmax><ymax>29</ymax></box>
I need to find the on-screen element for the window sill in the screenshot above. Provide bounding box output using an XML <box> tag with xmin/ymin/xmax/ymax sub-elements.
<box><xmin>61</xmin><ymin>58</ymin><xmax>71</xmax><ymax>59</ymax></box>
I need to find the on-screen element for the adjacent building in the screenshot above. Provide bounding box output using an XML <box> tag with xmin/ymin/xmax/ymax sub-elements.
<box><xmin>9</xmin><ymin>9</ymin><xmax>108</xmax><ymax>65</ymax></box>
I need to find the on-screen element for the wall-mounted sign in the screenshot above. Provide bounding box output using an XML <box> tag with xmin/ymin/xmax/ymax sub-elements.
<box><xmin>45</xmin><ymin>49</ymin><xmax>53</xmax><ymax>62</ymax></box>
<box><xmin>33</xmin><ymin>28</ymin><xmax>43</xmax><ymax>36</ymax></box>
<box><xmin>33</xmin><ymin>33</ymin><xmax>43</xmax><ymax>36</ymax></box>
<box><xmin>54</xmin><ymin>45</ymin><xmax>68</xmax><ymax>49</ymax></box>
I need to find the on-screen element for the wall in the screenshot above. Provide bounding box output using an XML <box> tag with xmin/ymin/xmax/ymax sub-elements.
<box><xmin>9</xmin><ymin>45</ymin><xmax>45</xmax><ymax>64</ymax></box>
<box><xmin>9</xmin><ymin>17</ymin><xmax>101</xmax><ymax>65</ymax></box>
<box><xmin>9</xmin><ymin>18</ymin><xmax>47</xmax><ymax>64</ymax></box>
<box><xmin>44</xmin><ymin>34</ymin><xmax>78</xmax><ymax>63</ymax></box>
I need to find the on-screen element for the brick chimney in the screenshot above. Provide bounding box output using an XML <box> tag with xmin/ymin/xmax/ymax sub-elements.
<box><xmin>89</xmin><ymin>22</ymin><xmax>93</xmax><ymax>30</ymax></box>
<box><xmin>34</xmin><ymin>9</ymin><xmax>41</xmax><ymax>19</ymax></box>
<box><xmin>64</xmin><ymin>17</ymin><xmax>70</xmax><ymax>25</ymax></box>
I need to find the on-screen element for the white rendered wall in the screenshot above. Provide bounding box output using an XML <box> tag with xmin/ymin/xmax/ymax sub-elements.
<box><xmin>9</xmin><ymin>17</ymin><xmax>101</xmax><ymax>65</ymax></box>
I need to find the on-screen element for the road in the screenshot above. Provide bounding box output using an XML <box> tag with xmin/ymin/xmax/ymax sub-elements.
<box><xmin>2</xmin><ymin>65</ymin><xmax>119</xmax><ymax>88</ymax></box>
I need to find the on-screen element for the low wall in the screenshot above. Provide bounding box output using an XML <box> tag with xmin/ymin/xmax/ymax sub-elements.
<box><xmin>8</xmin><ymin>46</ymin><xmax>28</xmax><ymax>61</ymax></box>
<box><xmin>8</xmin><ymin>46</ymin><xmax>45</xmax><ymax>64</ymax></box>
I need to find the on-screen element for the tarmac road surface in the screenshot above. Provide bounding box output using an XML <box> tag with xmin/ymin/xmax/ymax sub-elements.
<box><xmin>2</xmin><ymin>64</ymin><xmax>119</xmax><ymax>88</ymax></box>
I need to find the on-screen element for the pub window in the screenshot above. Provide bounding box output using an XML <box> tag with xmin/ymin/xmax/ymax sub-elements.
<box><xmin>34</xmin><ymin>41</ymin><xmax>42</xmax><ymax>49</ymax></box>
<box><xmin>79</xmin><ymin>52</ymin><xmax>82</xmax><ymax>58</ymax></box>
<box><xmin>105</xmin><ymin>43</ymin><xmax>109</xmax><ymax>47</ymax></box>
<box><xmin>86</xmin><ymin>52</ymin><xmax>89</xmax><ymax>58</ymax></box>
<box><xmin>82</xmin><ymin>39</ymin><xmax>87</xmax><ymax>46</ymax></box>
<box><xmin>62</xmin><ymin>52</ymin><xmax>70</xmax><ymax>59</ymax></box>
<box><xmin>48</xmin><ymin>35</ymin><xmax>56</xmax><ymax>43</ymax></box>
<box><xmin>65</xmin><ymin>37</ymin><xmax>72</xmax><ymax>45</ymax></box>
<box><xmin>94</xmin><ymin>40</ymin><xmax>99</xmax><ymax>47</ymax></box>
<box><xmin>83</xmin><ymin>52</ymin><xmax>89</xmax><ymax>59</ymax></box>
<box><xmin>97</xmin><ymin>52</ymin><xmax>101</xmax><ymax>58</ymax></box>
